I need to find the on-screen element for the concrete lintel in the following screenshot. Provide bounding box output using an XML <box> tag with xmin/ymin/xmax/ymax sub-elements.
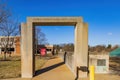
<box><xmin>27</xmin><ymin>17</ymin><xmax>83</xmax><ymax>26</ymax></box>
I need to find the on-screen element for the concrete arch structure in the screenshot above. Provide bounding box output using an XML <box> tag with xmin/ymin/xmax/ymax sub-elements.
<box><xmin>21</xmin><ymin>17</ymin><xmax>88</xmax><ymax>78</ymax></box>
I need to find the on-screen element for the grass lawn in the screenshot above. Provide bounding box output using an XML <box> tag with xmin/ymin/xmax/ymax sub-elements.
<box><xmin>0</xmin><ymin>55</ymin><xmax>47</xmax><ymax>79</ymax></box>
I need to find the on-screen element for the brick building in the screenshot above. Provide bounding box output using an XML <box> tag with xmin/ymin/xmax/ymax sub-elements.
<box><xmin>37</xmin><ymin>45</ymin><xmax>54</xmax><ymax>54</ymax></box>
<box><xmin>0</xmin><ymin>36</ymin><xmax>20</xmax><ymax>55</ymax></box>
<box><xmin>0</xmin><ymin>36</ymin><xmax>54</xmax><ymax>56</ymax></box>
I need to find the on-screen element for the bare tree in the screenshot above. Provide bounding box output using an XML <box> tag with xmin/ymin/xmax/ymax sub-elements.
<box><xmin>35</xmin><ymin>27</ymin><xmax>47</xmax><ymax>45</ymax></box>
<box><xmin>35</xmin><ymin>27</ymin><xmax>48</xmax><ymax>54</ymax></box>
<box><xmin>0</xmin><ymin>1</ymin><xmax>10</xmax><ymax>24</ymax></box>
<box><xmin>0</xmin><ymin>1</ymin><xmax>20</xmax><ymax>60</ymax></box>
<box><xmin>0</xmin><ymin>20</ymin><xmax>19</xmax><ymax>60</ymax></box>
<box><xmin>62</xmin><ymin>43</ymin><xmax>74</xmax><ymax>52</ymax></box>
<box><xmin>112</xmin><ymin>45</ymin><xmax>119</xmax><ymax>51</ymax></box>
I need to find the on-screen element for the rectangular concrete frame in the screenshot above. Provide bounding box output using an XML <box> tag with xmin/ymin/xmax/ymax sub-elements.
<box><xmin>21</xmin><ymin>17</ymin><xmax>88</xmax><ymax>78</ymax></box>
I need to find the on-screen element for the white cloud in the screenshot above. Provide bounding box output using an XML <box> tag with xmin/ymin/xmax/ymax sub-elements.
<box><xmin>108</xmin><ymin>32</ymin><xmax>113</xmax><ymax>36</ymax></box>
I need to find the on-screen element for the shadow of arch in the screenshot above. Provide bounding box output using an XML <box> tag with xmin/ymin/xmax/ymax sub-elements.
<box><xmin>35</xmin><ymin>61</ymin><xmax>65</xmax><ymax>76</ymax></box>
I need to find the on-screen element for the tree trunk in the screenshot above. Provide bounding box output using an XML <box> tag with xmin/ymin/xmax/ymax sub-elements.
<box><xmin>4</xmin><ymin>52</ymin><xmax>7</xmax><ymax>60</ymax></box>
<box><xmin>9</xmin><ymin>51</ymin><xmax>11</xmax><ymax>57</ymax></box>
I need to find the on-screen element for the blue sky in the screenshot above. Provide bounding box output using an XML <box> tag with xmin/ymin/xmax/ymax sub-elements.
<box><xmin>3</xmin><ymin>0</ymin><xmax>120</xmax><ymax>46</ymax></box>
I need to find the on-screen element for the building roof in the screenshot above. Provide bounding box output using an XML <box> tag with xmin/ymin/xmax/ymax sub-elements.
<box><xmin>110</xmin><ymin>48</ymin><xmax>120</xmax><ymax>57</ymax></box>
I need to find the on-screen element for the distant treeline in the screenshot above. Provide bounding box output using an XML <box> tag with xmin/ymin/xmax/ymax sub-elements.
<box><xmin>53</xmin><ymin>43</ymin><xmax>119</xmax><ymax>54</ymax></box>
<box><xmin>89</xmin><ymin>44</ymin><xmax>119</xmax><ymax>53</ymax></box>
<box><xmin>53</xmin><ymin>43</ymin><xmax>74</xmax><ymax>52</ymax></box>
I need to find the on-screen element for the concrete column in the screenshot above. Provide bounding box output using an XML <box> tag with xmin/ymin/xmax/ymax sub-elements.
<box><xmin>74</xmin><ymin>22</ymin><xmax>88</xmax><ymax>78</ymax></box>
<box><xmin>21</xmin><ymin>22</ymin><xmax>35</xmax><ymax>78</ymax></box>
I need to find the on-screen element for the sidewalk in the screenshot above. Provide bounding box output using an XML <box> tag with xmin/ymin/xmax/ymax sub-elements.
<box><xmin>33</xmin><ymin>57</ymin><xmax>75</xmax><ymax>80</ymax></box>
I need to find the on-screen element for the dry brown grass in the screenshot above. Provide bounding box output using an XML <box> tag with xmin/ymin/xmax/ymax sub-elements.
<box><xmin>109</xmin><ymin>57</ymin><xmax>120</xmax><ymax>75</ymax></box>
<box><xmin>0</xmin><ymin>55</ymin><xmax>47</xmax><ymax>79</ymax></box>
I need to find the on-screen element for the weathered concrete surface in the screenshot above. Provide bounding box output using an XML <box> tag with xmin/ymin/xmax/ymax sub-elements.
<box><xmin>21</xmin><ymin>23</ymin><xmax>35</xmax><ymax>78</ymax></box>
<box><xmin>74</xmin><ymin>22</ymin><xmax>88</xmax><ymax>78</ymax></box>
<box><xmin>89</xmin><ymin>54</ymin><xmax>109</xmax><ymax>73</ymax></box>
<box><xmin>27</xmin><ymin>17</ymin><xmax>83</xmax><ymax>26</ymax></box>
<box><xmin>21</xmin><ymin>17</ymin><xmax>88</xmax><ymax>78</ymax></box>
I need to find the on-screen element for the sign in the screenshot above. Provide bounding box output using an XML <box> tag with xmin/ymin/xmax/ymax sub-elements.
<box><xmin>40</xmin><ymin>48</ymin><xmax>46</xmax><ymax>56</ymax></box>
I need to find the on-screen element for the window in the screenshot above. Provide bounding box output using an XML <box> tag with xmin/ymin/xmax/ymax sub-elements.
<box><xmin>1</xmin><ymin>48</ymin><xmax>14</xmax><ymax>51</ymax></box>
<box><xmin>46</xmin><ymin>49</ymin><xmax>51</xmax><ymax>51</ymax></box>
<box><xmin>10</xmin><ymin>38</ymin><xmax>14</xmax><ymax>42</ymax></box>
<box><xmin>1</xmin><ymin>38</ymin><xmax>5</xmax><ymax>42</ymax></box>
<box><xmin>97</xmin><ymin>59</ymin><xmax>106</xmax><ymax>66</ymax></box>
